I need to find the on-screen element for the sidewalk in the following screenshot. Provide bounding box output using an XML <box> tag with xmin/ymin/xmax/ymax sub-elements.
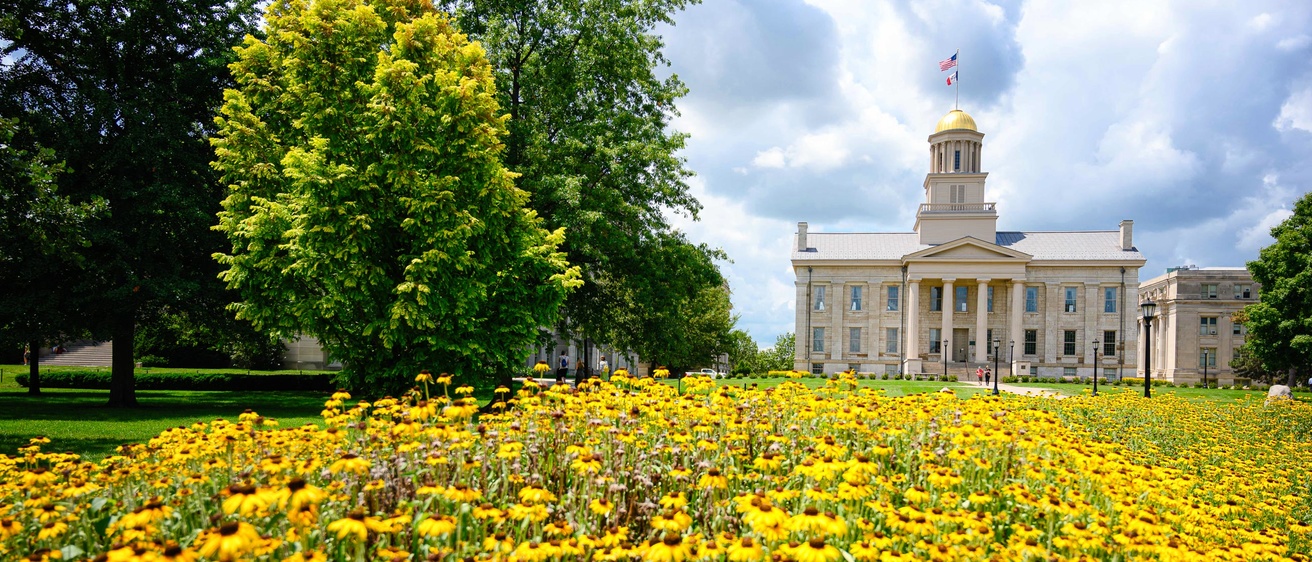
<box><xmin>963</xmin><ymin>381</ymin><xmax>1067</xmax><ymax>398</ymax></box>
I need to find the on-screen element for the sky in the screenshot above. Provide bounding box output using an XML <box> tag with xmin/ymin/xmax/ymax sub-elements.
<box><xmin>654</xmin><ymin>0</ymin><xmax>1312</xmax><ymax>346</ymax></box>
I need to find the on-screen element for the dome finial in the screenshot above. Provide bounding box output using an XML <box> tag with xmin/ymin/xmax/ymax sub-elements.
<box><xmin>934</xmin><ymin>109</ymin><xmax>977</xmax><ymax>133</ymax></box>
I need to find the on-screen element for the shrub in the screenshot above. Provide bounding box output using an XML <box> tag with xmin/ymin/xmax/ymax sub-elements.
<box><xmin>16</xmin><ymin>369</ymin><xmax>334</xmax><ymax>392</ymax></box>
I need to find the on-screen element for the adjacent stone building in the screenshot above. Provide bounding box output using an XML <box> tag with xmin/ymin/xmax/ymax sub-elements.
<box><xmin>791</xmin><ymin>109</ymin><xmax>1147</xmax><ymax>377</ymax></box>
<box><xmin>1137</xmin><ymin>266</ymin><xmax>1259</xmax><ymax>384</ymax></box>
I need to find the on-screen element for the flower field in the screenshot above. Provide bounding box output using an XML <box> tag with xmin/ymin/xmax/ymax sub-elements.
<box><xmin>2</xmin><ymin>373</ymin><xmax>1311</xmax><ymax>561</ymax></box>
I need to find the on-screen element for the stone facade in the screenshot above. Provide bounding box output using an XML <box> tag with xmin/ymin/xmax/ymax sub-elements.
<box><xmin>792</xmin><ymin>109</ymin><xmax>1147</xmax><ymax>378</ymax></box>
<box><xmin>1137</xmin><ymin>267</ymin><xmax>1259</xmax><ymax>384</ymax></box>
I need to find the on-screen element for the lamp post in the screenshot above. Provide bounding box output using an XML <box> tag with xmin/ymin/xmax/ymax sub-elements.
<box><xmin>992</xmin><ymin>338</ymin><xmax>1000</xmax><ymax>393</ymax></box>
<box><xmin>1202</xmin><ymin>349</ymin><xmax>1209</xmax><ymax>389</ymax></box>
<box><xmin>1092</xmin><ymin>339</ymin><xmax>1100</xmax><ymax>397</ymax></box>
<box><xmin>943</xmin><ymin>339</ymin><xmax>949</xmax><ymax>380</ymax></box>
<box><xmin>1142</xmin><ymin>300</ymin><xmax>1156</xmax><ymax>399</ymax></box>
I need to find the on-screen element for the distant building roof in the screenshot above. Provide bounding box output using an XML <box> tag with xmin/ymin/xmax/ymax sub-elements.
<box><xmin>793</xmin><ymin>231</ymin><xmax>1146</xmax><ymax>262</ymax></box>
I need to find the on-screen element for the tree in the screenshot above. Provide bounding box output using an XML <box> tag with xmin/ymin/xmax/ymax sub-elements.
<box><xmin>1244</xmin><ymin>191</ymin><xmax>1312</xmax><ymax>386</ymax></box>
<box><xmin>725</xmin><ymin>329</ymin><xmax>759</xmax><ymax>374</ymax></box>
<box><xmin>759</xmin><ymin>332</ymin><xmax>796</xmax><ymax>373</ymax></box>
<box><xmin>442</xmin><ymin>0</ymin><xmax>720</xmax><ymax>360</ymax></box>
<box><xmin>0</xmin><ymin>0</ymin><xmax>262</xmax><ymax>405</ymax></box>
<box><xmin>0</xmin><ymin>118</ymin><xmax>106</xmax><ymax>394</ymax></box>
<box><xmin>212</xmin><ymin>0</ymin><xmax>580</xmax><ymax>396</ymax></box>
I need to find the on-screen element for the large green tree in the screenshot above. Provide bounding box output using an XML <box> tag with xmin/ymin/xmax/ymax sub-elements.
<box><xmin>0</xmin><ymin>118</ymin><xmax>106</xmax><ymax>394</ymax></box>
<box><xmin>1243</xmin><ymin>191</ymin><xmax>1312</xmax><ymax>386</ymax></box>
<box><xmin>0</xmin><ymin>0</ymin><xmax>258</xmax><ymax>405</ymax></box>
<box><xmin>443</xmin><ymin>0</ymin><xmax>723</xmax><ymax>360</ymax></box>
<box><xmin>213</xmin><ymin>0</ymin><xmax>580</xmax><ymax>395</ymax></box>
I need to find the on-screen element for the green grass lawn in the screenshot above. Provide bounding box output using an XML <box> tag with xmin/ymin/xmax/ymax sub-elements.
<box><xmin>1002</xmin><ymin>381</ymin><xmax>1311</xmax><ymax>403</ymax></box>
<box><xmin>661</xmin><ymin>376</ymin><xmax>989</xmax><ymax>397</ymax></box>
<box><xmin>0</xmin><ymin>370</ymin><xmax>327</xmax><ymax>461</ymax></box>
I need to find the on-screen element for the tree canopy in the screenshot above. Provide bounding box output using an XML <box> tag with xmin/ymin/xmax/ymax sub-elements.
<box><xmin>212</xmin><ymin>0</ymin><xmax>580</xmax><ymax>395</ymax></box>
<box><xmin>442</xmin><ymin>0</ymin><xmax>726</xmax><ymax>363</ymax></box>
<box><xmin>0</xmin><ymin>0</ymin><xmax>261</xmax><ymax>405</ymax></box>
<box><xmin>1242</xmin><ymin>191</ymin><xmax>1312</xmax><ymax>384</ymax></box>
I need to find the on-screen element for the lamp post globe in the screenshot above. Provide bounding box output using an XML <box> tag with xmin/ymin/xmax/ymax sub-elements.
<box><xmin>1141</xmin><ymin>300</ymin><xmax>1157</xmax><ymax>399</ymax></box>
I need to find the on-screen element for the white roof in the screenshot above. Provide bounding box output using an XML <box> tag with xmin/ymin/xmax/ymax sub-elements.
<box><xmin>793</xmin><ymin>231</ymin><xmax>1145</xmax><ymax>262</ymax></box>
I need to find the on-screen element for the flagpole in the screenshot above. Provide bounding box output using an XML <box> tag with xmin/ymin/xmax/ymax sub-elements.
<box><xmin>955</xmin><ymin>49</ymin><xmax>960</xmax><ymax>110</ymax></box>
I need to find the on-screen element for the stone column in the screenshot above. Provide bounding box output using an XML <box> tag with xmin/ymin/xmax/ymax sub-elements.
<box><xmin>1010</xmin><ymin>280</ymin><xmax>1024</xmax><ymax>361</ymax></box>
<box><xmin>975</xmin><ymin>279</ymin><xmax>990</xmax><ymax>363</ymax></box>
<box><xmin>831</xmin><ymin>283</ymin><xmax>843</xmax><ymax>361</ymax></box>
<box><xmin>907</xmin><ymin>280</ymin><xmax>920</xmax><ymax>359</ymax></box>
<box><xmin>1045</xmin><ymin>283</ymin><xmax>1060</xmax><ymax>364</ymax></box>
<box><xmin>942</xmin><ymin>279</ymin><xmax>955</xmax><ymax>361</ymax></box>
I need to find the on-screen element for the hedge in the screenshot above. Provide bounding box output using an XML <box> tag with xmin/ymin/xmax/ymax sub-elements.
<box><xmin>15</xmin><ymin>370</ymin><xmax>335</xmax><ymax>392</ymax></box>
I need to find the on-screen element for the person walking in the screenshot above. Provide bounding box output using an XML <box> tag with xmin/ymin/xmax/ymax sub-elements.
<box><xmin>599</xmin><ymin>355</ymin><xmax>609</xmax><ymax>378</ymax></box>
<box><xmin>975</xmin><ymin>366</ymin><xmax>984</xmax><ymax>385</ymax></box>
<box><xmin>23</xmin><ymin>346</ymin><xmax>30</xmax><ymax>366</ymax></box>
<box><xmin>984</xmin><ymin>368</ymin><xmax>992</xmax><ymax>387</ymax></box>
<box><xmin>556</xmin><ymin>351</ymin><xmax>570</xmax><ymax>386</ymax></box>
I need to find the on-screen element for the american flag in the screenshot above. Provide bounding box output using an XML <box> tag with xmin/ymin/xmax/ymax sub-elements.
<box><xmin>939</xmin><ymin>53</ymin><xmax>957</xmax><ymax>71</ymax></box>
<box><xmin>946</xmin><ymin>71</ymin><xmax>958</xmax><ymax>85</ymax></box>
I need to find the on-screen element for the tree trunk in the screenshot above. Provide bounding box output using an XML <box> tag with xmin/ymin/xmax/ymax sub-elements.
<box><xmin>27</xmin><ymin>339</ymin><xmax>40</xmax><ymax>395</ymax></box>
<box><xmin>1289</xmin><ymin>367</ymin><xmax>1298</xmax><ymax>388</ymax></box>
<box><xmin>109</xmin><ymin>312</ymin><xmax>137</xmax><ymax>407</ymax></box>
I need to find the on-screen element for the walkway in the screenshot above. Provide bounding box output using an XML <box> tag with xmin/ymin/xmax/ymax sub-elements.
<box><xmin>959</xmin><ymin>381</ymin><xmax>1067</xmax><ymax>398</ymax></box>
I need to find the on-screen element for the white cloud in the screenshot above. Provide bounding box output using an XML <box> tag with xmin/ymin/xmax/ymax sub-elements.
<box><xmin>752</xmin><ymin>147</ymin><xmax>787</xmax><ymax>168</ymax></box>
<box><xmin>1274</xmin><ymin>88</ymin><xmax>1312</xmax><ymax>132</ymax></box>
<box><xmin>1277</xmin><ymin>34</ymin><xmax>1311</xmax><ymax>50</ymax></box>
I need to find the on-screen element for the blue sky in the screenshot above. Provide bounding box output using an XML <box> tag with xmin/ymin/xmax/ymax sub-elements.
<box><xmin>655</xmin><ymin>0</ymin><xmax>1312</xmax><ymax>346</ymax></box>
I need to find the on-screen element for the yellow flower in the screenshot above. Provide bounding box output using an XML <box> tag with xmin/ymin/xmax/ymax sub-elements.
<box><xmin>659</xmin><ymin>492</ymin><xmax>688</xmax><ymax>510</ymax></box>
<box><xmin>590</xmin><ymin>498</ymin><xmax>615</xmax><ymax>515</ymax></box>
<box><xmin>518</xmin><ymin>484</ymin><xmax>558</xmax><ymax>504</ymax></box>
<box><xmin>793</xmin><ymin>537</ymin><xmax>841</xmax><ymax>562</ymax></box>
<box><xmin>197</xmin><ymin>521</ymin><xmax>261</xmax><ymax>561</ymax></box>
<box><xmin>327</xmin><ymin>509</ymin><xmax>389</xmax><ymax>541</ymax></box>
<box><xmin>645</xmin><ymin>533</ymin><xmax>694</xmax><ymax>562</ymax></box>
<box><xmin>443</xmin><ymin>483</ymin><xmax>482</xmax><ymax>503</ymax></box>
<box><xmin>417</xmin><ymin>515</ymin><xmax>456</xmax><ymax>537</ymax></box>
<box><xmin>698</xmin><ymin>468</ymin><xmax>729</xmax><ymax>489</ymax></box>
<box><xmin>727</xmin><ymin>537</ymin><xmax>764</xmax><ymax>562</ymax></box>
<box><xmin>222</xmin><ymin>484</ymin><xmax>269</xmax><ymax>516</ymax></box>
<box><xmin>278</xmin><ymin>478</ymin><xmax>326</xmax><ymax>513</ymax></box>
<box><xmin>328</xmin><ymin>453</ymin><xmax>370</xmax><ymax>475</ymax></box>
<box><xmin>37</xmin><ymin>520</ymin><xmax>67</xmax><ymax>540</ymax></box>
<box><xmin>416</xmin><ymin>370</ymin><xmax>434</xmax><ymax>383</ymax></box>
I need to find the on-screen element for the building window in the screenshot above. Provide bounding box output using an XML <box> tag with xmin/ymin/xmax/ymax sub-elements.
<box><xmin>1104</xmin><ymin>368</ymin><xmax>1118</xmax><ymax>379</ymax></box>
<box><xmin>1234</xmin><ymin>284</ymin><xmax>1252</xmax><ymax>299</ymax></box>
<box><xmin>849</xmin><ymin>328</ymin><xmax>861</xmax><ymax>353</ymax></box>
<box><xmin>986</xmin><ymin>329</ymin><xmax>994</xmax><ymax>353</ymax></box>
<box><xmin>885</xmin><ymin>364</ymin><xmax>899</xmax><ymax>375</ymax></box>
<box><xmin>1103</xmin><ymin>331</ymin><xmax>1116</xmax><ymax>356</ymax></box>
<box><xmin>1063</xmin><ymin>330</ymin><xmax>1076</xmax><ymax>356</ymax></box>
<box><xmin>1025</xmin><ymin>287</ymin><xmax>1038</xmax><ymax>312</ymax></box>
<box><xmin>1233</xmin><ymin>322</ymin><xmax>1246</xmax><ymax>336</ymax></box>
<box><xmin>953</xmin><ymin>150</ymin><xmax>961</xmax><ymax>171</ymax></box>
<box><xmin>1199</xmin><ymin>348</ymin><xmax>1217</xmax><ymax>368</ymax></box>
<box><xmin>1024</xmin><ymin>330</ymin><xmax>1037</xmax><ymax>355</ymax></box>
<box><xmin>886</xmin><ymin>328</ymin><xmax>898</xmax><ymax>353</ymax></box>
<box><xmin>1203</xmin><ymin>284</ymin><xmax>1218</xmax><ymax>299</ymax></box>
<box><xmin>887</xmin><ymin>286</ymin><xmax>899</xmax><ymax>311</ymax></box>
<box><xmin>1029</xmin><ymin>366</ymin><xmax>1038</xmax><ymax>376</ymax></box>
<box><xmin>1199</xmin><ymin>317</ymin><xmax>1217</xmax><ymax>336</ymax></box>
<box><xmin>811</xmin><ymin>363</ymin><xmax>824</xmax><ymax>375</ymax></box>
<box><xmin>956</xmin><ymin>286</ymin><xmax>968</xmax><ymax>312</ymax></box>
<box><xmin>949</xmin><ymin>183</ymin><xmax>970</xmax><ymax>202</ymax></box>
<box><xmin>814</xmin><ymin>286</ymin><xmax>826</xmax><ymax>311</ymax></box>
<box><xmin>1104</xmin><ymin>287</ymin><xmax>1117</xmax><ymax>313</ymax></box>
<box><xmin>848</xmin><ymin>363</ymin><xmax>860</xmax><ymax>372</ymax></box>
<box><xmin>1064</xmin><ymin>287</ymin><xmax>1078</xmax><ymax>313</ymax></box>
<box><xmin>931</xmin><ymin>287</ymin><xmax>942</xmax><ymax>311</ymax></box>
<box><xmin>930</xmin><ymin>328</ymin><xmax>942</xmax><ymax>353</ymax></box>
<box><xmin>812</xmin><ymin>327</ymin><xmax>825</xmax><ymax>353</ymax></box>
<box><xmin>1064</xmin><ymin>367</ymin><xmax>1077</xmax><ymax>378</ymax></box>
<box><xmin>850</xmin><ymin>286</ymin><xmax>862</xmax><ymax>311</ymax></box>
<box><xmin>987</xmin><ymin>286</ymin><xmax>994</xmax><ymax>312</ymax></box>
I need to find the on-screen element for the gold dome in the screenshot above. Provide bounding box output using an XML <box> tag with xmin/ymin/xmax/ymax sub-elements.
<box><xmin>934</xmin><ymin>109</ymin><xmax>978</xmax><ymax>133</ymax></box>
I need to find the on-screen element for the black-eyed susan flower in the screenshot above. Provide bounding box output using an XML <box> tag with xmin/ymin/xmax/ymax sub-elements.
<box><xmin>644</xmin><ymin>533</ymin><xmax>693</xmax><ymax>562</ymax></box>
<box><xmin>416</xmin><ymin>514</ymin><xmax>456</xmax><ymax>538</ymax></box>
<box><xmin>793</xmin><ymin>537</ymin><xmax>841</xmax><ymax>562</ymax></box>
<box><xmin>727</xmin><ymin>536</ymin><xmax>764</xmax><ymax>561</ymax></box>
<box><xmin>589</xmin><ymin>498</ymin><xmax>614</xmax><ymax>516</ymax></box>
<box><xmin>327</xmin><ymin>453</ymin><xmax>370</xmax><ymax>475</ymax></box>
<box><xmin>196</xmin><ymin>521</ymin><xmax>261</xmax><ymax>561</ymax></box>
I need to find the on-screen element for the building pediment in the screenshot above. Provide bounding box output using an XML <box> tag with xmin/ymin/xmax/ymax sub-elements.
<box><xmin>902</xmin><ymin>237</ymin><xmax>1032</xmax><ymax>262</ymax></box>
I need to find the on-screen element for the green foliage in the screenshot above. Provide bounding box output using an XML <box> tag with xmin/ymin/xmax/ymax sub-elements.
<box><xmin>0</xmin><ymin>0</ymin><xmax>263</xmax><ymax>405</ymax></box>
<box><xmin>444</xmin><ymin>0</ymin><xmax>724</xmax><ymax>359</ymax></box>
<box><xmin>1244</xmin><ymin>191</ymin><xmax>1312</xmax><ymax>384</ymax></box>
<box><xmin>212</xmin><ymin>0</ymin><xmax>579</xmax><ymax>396</ymax></box>
<box><xmin>14</xmin><ymin>370</ymin><xmax>333</xmax><ymax>392</ymax></box>
<box><xmin>135</xmin><ymin>308</ymin><xmax>284</xmax><ymax>370</ymax></box>
<box><xmin>757</xmin><ymin>332</ymin><xmax>796</xmax><ymax>373</ymax></box>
